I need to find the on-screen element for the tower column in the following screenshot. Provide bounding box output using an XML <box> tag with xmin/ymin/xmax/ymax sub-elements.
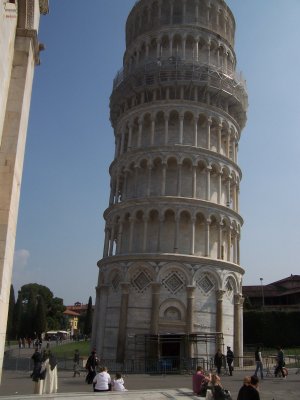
<box><xmin>147</xmin><ymin>164</ymin><xmax>152</xmax><ymax>196</ymax></box>
<box><xmin>186</xmin><ymin>286</ymin><xmax>196</xmax><ymax>334</ymax></box>
<box><xmin>109</xmin><ymin>224</ymin><xmax>116</xmax><ymax>256</ymax></box>
<box><xmin>157</xmin><ymin>215</ymin><xmax>164</xmax><ymax>252</ymax></box>
<box><xmin>174</xmin><ymin>215</ymin><xmax>180</xmax><ymax>253</ymax></box>
<box><xmin>116</xmin><ymin>283</ymin><xmax>130</xmax><ymax>362</ymax></box>
<box><xmin>151</xmin><ymin>116</ymin><xmax>155</xmax><ymax>145</ymax></box>
<box><xmin>191</xmin><ymin>217</ymin><xmax>196</xmax><ymax>255</ymax></box>
<box><xmin>129</xmin><ymin>217</ymin><xmax>135</xmax><ymax>252</ymax></box>
<box><xmin>120</xmin><ymin>130</ymin><xmax>125</xmax><ymax>154</ymax></box>
<box><xmin>161</xmin><ymin>163</ymin><xmax>167</xmax><ymax>195</ymax></box>
<box><xmin>227</xmin><ymin>227</ymin><xmax>232</xmax><ymax>262</ymax></box>
<box><xmin>216</xmin><ymin>290</ymin><xmax>225</xmax><ymax>334</ymax></box>
<box><xmin>217</xmin><ymin>223</ymin><xmax>223</xmax><ymax>259</ymax></box>
<box><xmin>164</xmin><ymin>113</ymin><xmax>169</xmax><ymax>145</ymax></box>
<box><xmin>192</xmin><ymin>165</ymin><xmax>197</xmax><ymax>198</ymax></box>
<box><xmin>137</xmin><ymin>119</ymin><xmax>143</xmax><ymax>148</ymax></box>
<box><xmin>194</xmin><ymin>116</ymin><xmax>198</xmax><ymax>146</ymax></box>
<box><xmin>237</xmin><ymin>234</ymin><xmax>240</xmax><ymax>264</ymax></box>
<box><xmin>179</xmin><ymin>113</ymin><xmax>184</xmax><ymax>144</ymax></box>
<box><xmin>217</xmin><ymin>124</ymin><xmax>222</xmax><ymax>153</ymax></box>
<box><xmin>207</xmin><ymin>118</ymin><xmax>212</xmax><ymax>149</ymax></box>
<box><xmin>103</xmin><ymin>227</ymin><xmax>110</xmax><ymax>257</ymax></box>
<box><xmin>195</xmin><ymin>0</ymin><xmax>199</xmax><ymax>23</ymax></box>
<box><xmin>128</xmin><ymin>124</ymin><xmax>133</xmax><ymax>149</ymax></box>
<box><xmin>206</xmin><ymin>166</ymin><xmax>211</xmax><ymax>200</ymax></box>
<box><xmin>150</xmin><ymin>283</ymin><xmax>161</xmax><ymax>334</ymax></box>
<box><xmin>234</xmin><ymin>294</ymin><xmax>243</xmax><ymax>367</ymax></box>
<box><xmin>143</xmin><ymin>216</ymin><xmax>149</xmax><ymax>252</ymax></box>
<box><xmin>93</xmin><ymin>285</ymin><xmax>109</xmax><ymax>356</ymax></box>
<box><xmin>217</xmin><ymin>171</ymin><xmax>222</xmax><ymax>204</ymax></box>
<box><xmin>116</xmin><ymin>222</ymin><xmax>123</xmax><ymax>254</ymax></box>
<box><xmin>177</xmin><ymin>163</ymin><xmax>182</xmax><ymax>197</ymax></box>
<box><xmin>205</xmin><ymin>219</ymin><xmax>211</xmax><ymax>257</ymax></box>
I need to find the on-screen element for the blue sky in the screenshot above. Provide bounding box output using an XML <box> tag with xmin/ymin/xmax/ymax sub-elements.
<box><xmin>13</xmin><ymin>0</ymin><xmax>300</xmax><ymax>305</ymax></box>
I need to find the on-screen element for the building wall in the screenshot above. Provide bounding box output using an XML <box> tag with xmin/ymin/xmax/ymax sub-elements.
<box><xmin>0</xmin><ymin>0</ymin><xmax>48</xmax><ymax>383</ymax></box>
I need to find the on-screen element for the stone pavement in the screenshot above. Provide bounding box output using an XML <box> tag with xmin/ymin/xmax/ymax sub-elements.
<box><xmin>0</xmin><ymin>369</ymin><xmax>300</xmax><ymax>399</ymax></box>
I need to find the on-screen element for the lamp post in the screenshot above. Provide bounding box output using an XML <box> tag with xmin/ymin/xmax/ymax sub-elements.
<box><xmin>260</xmin><ymin>278</ymin><xmax>265</xmax><ymax>309</ymax></box>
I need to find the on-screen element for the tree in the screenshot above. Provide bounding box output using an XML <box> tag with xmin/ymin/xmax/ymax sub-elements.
<box><xmin>6</xmin><ymin>285</ymin><xmax>15</xmax><ymax>340</ymax></box>
<box><xmin>35</xmin><ymin>296</ymin><xmax>47</xmax><ymax>336</ymax></box>
<box><xmin>14</xmin><ymin>283</ymin><xmax>66</xmax><ymax>338</ymax></box>
<box><xmin>14</xmin><ymin>291</ymin><xmax>23</xmax><ymax>338</ymax></box>
<box><xmin>83</xmin><ymin>296</ymin><xmax>93</xmax><ymax>336</ymax></box>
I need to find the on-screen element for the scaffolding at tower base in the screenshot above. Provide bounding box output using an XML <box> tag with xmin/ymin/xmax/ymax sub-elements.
<box><xmin>133</xmin><ymin>331</ymin><xmax>224</xmax><ymax>373</ymax></box>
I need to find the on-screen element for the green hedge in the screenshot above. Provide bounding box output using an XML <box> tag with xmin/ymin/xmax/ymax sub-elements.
<box><xmin>244</xmin><ymin>311</ymin><xmax>300</xmax><ymax>347</ymax></box>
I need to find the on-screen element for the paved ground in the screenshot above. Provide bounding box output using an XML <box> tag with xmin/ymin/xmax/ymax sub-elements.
<box><xmin>0</xmin><ymin>369</ymin><xmax>300</xmax><ymax>399</ymax></box>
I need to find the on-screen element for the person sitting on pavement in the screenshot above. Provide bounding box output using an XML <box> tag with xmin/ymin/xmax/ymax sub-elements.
<box><xmin>237</xmin><ymin>376</ymin><xmax>251</xmax><ymax>400</ymax></box>
<box><xmin>112</xmin><ymin>372</ymin><xmax>128</xmax><ymax>391</ymax></box>
<box><xmin>237</xmin><ymin>375</ymin><xmax>260</xmax><ymax>400</ymax></box>
<box><xmin>192</xmin><ymin>366</ymin><xmax>210</xmax><ymax>396</ymax></box>
<box><xmin>92</xmin><ymin>366</ymin><xmax>111</xmax><ymax>392</ymax></box>
<box><xmin>210</xmin><ymin>374</ymin><xmax>232</xmax><ymax>400</ymax></box>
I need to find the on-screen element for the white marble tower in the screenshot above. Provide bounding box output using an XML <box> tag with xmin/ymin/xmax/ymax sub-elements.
<box><xmin>93</xmin><ymin>0</ymin><xmax>247</xmax><ymax>364</ymax></box>
<box><xmin>0</xmin><ymin>0</ymin><xmax>48</xmax><ymax>382</ymax></box>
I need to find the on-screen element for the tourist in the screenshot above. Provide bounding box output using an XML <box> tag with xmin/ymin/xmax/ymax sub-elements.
<box><xmin>226</xmin><ymin>346</ymin><xmax>234</xmax><ymax>376</ymax></box>
<box><xmin>214</xmin><ymin>348</ymin><xmax>224</xmax><ymax>375</ymax></box>
<box><xmin>274</xmin><ymin>346</ymin><xmax>286</xmax><ymax>378</ymax></box>
<box><xmin>42</xmin><ymin>349</ymin><xmax>58</xmax><ymax>394</ymax></box>
<box><xmin>73</xmin><ymin>349</ymin><xmax>81</xmax><ymax>377</ymax></box>
<box><xmin>93</xmin><ymin>366</ymin><xmax>111</xmax><ymax>392</ymax></box>
<box><xmin>210</xmin><ymin>374</ymin><xmax>232</xmax><ymax>400</ymax></box>
<box><xmin>112</xmin><ymin>372</ymin><xmax>128</xmax><ymax>391</ymax></box>
<box><xmin>254</xmin><ymin>346</ymin><xmax>263</xmax><ymax>379</ymax></box>
<box><xmin>237</xmin><ymin>376</ymin><xmax>251</xmax><ymax>400</ymax></box>
<box><xmin>237</xmin><ymin>375</ymin><xmax>260</xmax><ymax>400</ymax></box>
<box><xmin>85</xmin><ymin>350</ymin><xmax>99</xmax><ymax>384</ymax></box>
<box><xmin>31</xmin><ymin>348</ymin><xmax>43</xmax><ymax>394</ymax></box>
<box><xmin>192</xmin><ymin>366</ymin><xmax>210</xmax><ymax>396</ymax></box>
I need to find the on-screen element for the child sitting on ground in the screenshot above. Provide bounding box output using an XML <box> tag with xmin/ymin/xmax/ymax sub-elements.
<box><xmin>112</xmin><ymin>372</ymin><xmax>127</xmax><ymax>391</ymax></box>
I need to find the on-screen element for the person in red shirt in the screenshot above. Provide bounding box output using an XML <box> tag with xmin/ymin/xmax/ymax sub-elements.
<box><xmin>192</xmin><ymin>366</ymin><xmax>208</xmax><ymax>395</ymax></box>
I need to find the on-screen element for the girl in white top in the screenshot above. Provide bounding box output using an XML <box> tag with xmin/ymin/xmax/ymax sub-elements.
<box><xmin>112</xmin><ymin>372</ymin><xmax>127</xmax><ymax>391</ymax></box>
<box><xmin>93</xmin><ymin>366</ymin><xmax>111</xmax><ymax>392</ymax></box>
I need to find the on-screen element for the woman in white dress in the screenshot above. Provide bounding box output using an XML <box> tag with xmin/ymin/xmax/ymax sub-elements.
<box><xmin>42</xmin><ymin>350</ymin><xmax>58</xmax><ymax>394</ymax></box>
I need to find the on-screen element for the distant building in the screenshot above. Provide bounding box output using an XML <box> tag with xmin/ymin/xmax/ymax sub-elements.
<box><xmin>63</xmin><ymin>309</ymin><xmax>80</xmax><ymax>335</ymax></box>
<box><xmin>243</xmin><ymin>275</ymin><xmax>300</xmax><ymax>311</ymax></box>
<box><xmin>66</xmin><ymin>302</ymin><xmax>95</xmax><ymax>316</ymax></box>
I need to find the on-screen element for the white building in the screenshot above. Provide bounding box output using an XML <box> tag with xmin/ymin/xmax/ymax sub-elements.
<box><xmin>0</xmin><ymin>0</ymin><xmax>48</xmax><ymax>382</ymax></box>
<box><xmin>92</xmin><ymin>0</ymin><xmax>248</xmax><ymax>366</ymax></box>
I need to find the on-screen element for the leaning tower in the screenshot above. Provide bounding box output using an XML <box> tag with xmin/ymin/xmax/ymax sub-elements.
<box><xmin>93</xmin><ymin>0</ymin><xmax>247</xmax><ymax>365</ymax></box>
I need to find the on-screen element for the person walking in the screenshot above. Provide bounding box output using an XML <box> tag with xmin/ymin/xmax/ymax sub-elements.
<box><xmin>85</xmin><ymin>350</ymin><xmax>99</xmax><ymax>384</ymax></box>
<box><xmin>226</xmin><ymin>346</ymin><xmax>234</xmax><ymax>376</ymax></box>
<box><xmin>31</xmin><ymin>348</ymin><xmax>43</xmax><ymax>394</ymax></box>
<box><xmin>73</xmin><ymin>349</ymin><xmax>81</xmax><ymax>377</ymax></box>
<box><xmin>254</xmin><ymin>346</ymin><xmax>264</xmax><ymax>379</ymax></box>
<box><xmin>275</xmin><ymin>346</ymin><xmax>286</xmax><ymax>378</ymax></box>
<box><xmin>214</xmin><ymin>349</ymin><xmax>224</xmax><ymax>375</ymax></box>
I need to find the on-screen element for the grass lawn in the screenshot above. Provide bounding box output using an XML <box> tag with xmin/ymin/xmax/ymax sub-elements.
<box><xmin>51</xmin><ymin>340</ymin><xmax>91</xmax><ymax>358</ymax></box>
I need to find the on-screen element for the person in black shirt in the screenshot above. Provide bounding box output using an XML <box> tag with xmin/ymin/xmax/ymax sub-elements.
<box><xmin>226</xmin><ymin>346</ymin><xmax>234</xmax><ymax>376</ymax></box>
<box><xmin>237</xmin><ymin>375</ymin><xmax>260</xmax><ymax>400</ymax></box>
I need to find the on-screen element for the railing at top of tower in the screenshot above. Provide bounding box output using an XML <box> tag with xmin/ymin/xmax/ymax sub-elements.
<box><xmin>112</xmin><ymin>58</ymin><xmax>248</xmax><ymax>110</ymax></box>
